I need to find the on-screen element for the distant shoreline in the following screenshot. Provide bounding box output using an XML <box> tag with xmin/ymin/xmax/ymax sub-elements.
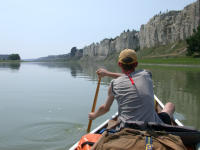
<box><xmin>0</xmin><ymin>60</ymin><xmax>22</xmax><ymax>63</ymax></box>
<box><xmin>1</xmin><ymin>57</ymin><xmax>199</xmax><ymax>65</ymax></box>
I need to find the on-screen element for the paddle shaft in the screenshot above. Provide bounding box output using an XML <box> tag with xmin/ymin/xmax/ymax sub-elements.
<box><xmin>87</xmin><ymin>77</ymin><xmax>101</xmax><ymax>133</ymax></box>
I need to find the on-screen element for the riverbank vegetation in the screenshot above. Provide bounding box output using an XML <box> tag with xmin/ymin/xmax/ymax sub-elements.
<box><xmin>102</xmin><ymin>40</ymin><xmax>200</xmax><ymax>65</ymax></box>
<box><xmin>137</xmin><ymin>40</ymin><xmax>187</xmax><ymax>59</ymax></box>
<box><xmin>186</xmin><ymin>25</ymin><xmax>200</xmax><ymax>56</ymax></box>
<box><xmin>0</xmin><ymin>54</ymin><xmax>21</xmax><ymax>61</ymax></box>
<box><xmin>139</xmin><ymin>57</ymin><xmax>200</xmax><ymax>65</ymax></box>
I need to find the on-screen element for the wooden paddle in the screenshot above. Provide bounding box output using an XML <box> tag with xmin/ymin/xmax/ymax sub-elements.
<box><xmin>87</xmin><ymin>77</ymin><xmax>101</xmax><ymax>133</ymax></box>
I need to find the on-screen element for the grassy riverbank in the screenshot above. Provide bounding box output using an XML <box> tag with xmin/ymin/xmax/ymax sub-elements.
<box><xmin>72</xmin><ymin>55</ymin><xmax>200</xmax><ymax>65</ymax></box>
<box><xmin>137</xmin><ymin>41</ymin><xmax>187</xmax><ymax>58</ymax></box>
<box><xmin>104</xmin><ymin>40</ymin><xmax>200</xmax><ymax>65</ymax></box>
<box><xmin>104</xmin><ymin>52</ymin><xmax>200</xmax><ymax>65</ymax></box>
<box><xmin>139</xmin><ymin>57</ymin><xmax>200</xmax><ymax>65</ymax></box>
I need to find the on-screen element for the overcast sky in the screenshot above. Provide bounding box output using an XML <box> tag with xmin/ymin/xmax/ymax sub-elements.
<box><xmin>0</xmin><ymin>0</ymin><xmax>197</xmax><ymax>59</ymax></box>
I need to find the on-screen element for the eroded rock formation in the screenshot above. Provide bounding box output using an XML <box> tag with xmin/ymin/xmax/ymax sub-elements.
<box><xmin>139</xmin><ymin>1</ymin><xmax>200</xmax><ymax>49</ymax></box>
<box><xmin>83</xmin><ymin>30</ymin><xmax>139</xmax><ymax>59</ymax></box>
<box><xmin>82</xmin><ymin>0</ymin><xmax>199</xmax><ymax>59</ymax></box>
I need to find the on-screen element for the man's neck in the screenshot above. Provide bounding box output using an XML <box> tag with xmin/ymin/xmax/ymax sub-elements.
<box><xmin>122</xmin><ymin>69</ymin><xmax>135</xmax><ymax>75</ymax></box>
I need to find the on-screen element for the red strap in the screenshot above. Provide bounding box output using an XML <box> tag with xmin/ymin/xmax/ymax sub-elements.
<box><xmin>126</xmin><ymin>73</ymin><xmax>134</xmax><ymax>85</ymax></box>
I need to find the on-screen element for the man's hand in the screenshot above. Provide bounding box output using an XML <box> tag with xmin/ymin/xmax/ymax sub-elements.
<box><xmin>96</xmin><ymin>68</ymin><xmax>109</xmax><ymax>78</ymax></box>
<box><xmin>96</xmin><ymin>68</ymin><xmax>122</xmax><ymax>78</ymax></box>
<box><xmin>88</xmin><ymin>112</ymin><xmax>96</xmax><ymax>120</ymax></box>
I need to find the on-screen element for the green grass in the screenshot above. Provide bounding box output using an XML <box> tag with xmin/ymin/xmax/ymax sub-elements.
<box><xmin>104</xmin><ymin>52</ymin><xmax>119</xmax><ymax>64</ymax></box>
<box><xmin>137</xmin><ymin>40</ymin><xmax>187</xmax><ymax>58</ymax></box>
<box><xmin>139</xmin><ymin>64</ymin><xmax>200</xmax><ymax>72</ymax></box>
<box><xmin>103</xmin><ymin>40</ymin><xmax>200</xmax><ymax>65</ymax></box>
<box><xmin>139</xmin><ymin>57</ymin><xmax>200</xmax><ymax>65</ymax></box>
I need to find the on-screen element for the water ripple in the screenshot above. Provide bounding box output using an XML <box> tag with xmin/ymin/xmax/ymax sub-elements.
<box><xmin>20</xmin><ymin>121</ymin><xmax>84</xmax><ymax>143</ymax></box>
<box><xmin>0</xmin><ymin>121</ymin><xmax>85</xmax><ymax>150</ymax></box>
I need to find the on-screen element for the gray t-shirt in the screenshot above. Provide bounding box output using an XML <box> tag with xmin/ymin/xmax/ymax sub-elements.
<box><xmin>111</xmin><ymin>69</ymin><xmax>163</xmax><ymax>123</ymax></box>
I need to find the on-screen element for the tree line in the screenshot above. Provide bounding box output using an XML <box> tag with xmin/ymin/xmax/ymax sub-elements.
<box><xmin>8</xmin><ymin>54</ymin><xmax>21</xmax><ymax>60</ymax></box>
<box><xmin>0</xmin><ymin>54</ymin><xmax>21</xmax><ymax>61</ymax></box>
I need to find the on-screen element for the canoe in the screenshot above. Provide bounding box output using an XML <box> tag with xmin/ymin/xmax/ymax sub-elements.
<box><xmin>69</xmin><ymin>95</ymin><xmax>200</xmax><ymax>150</ymax></box>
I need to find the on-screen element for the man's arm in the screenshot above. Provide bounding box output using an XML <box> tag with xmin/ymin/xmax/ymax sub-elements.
<box><xmin>96</xmin><ymin>68</ymin><xmax>123</xmax><ymax>78</ymax></box>
<box><xmin>88</xmin><ymin>85</ymin><xmax>114</xmax><ymax>120</ymax></box>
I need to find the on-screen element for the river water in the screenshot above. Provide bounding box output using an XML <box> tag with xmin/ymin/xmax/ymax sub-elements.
<box><xmin>0</xmin><ymin>62</ymin><xmax>200</xmax><ymax>150</ymax></box>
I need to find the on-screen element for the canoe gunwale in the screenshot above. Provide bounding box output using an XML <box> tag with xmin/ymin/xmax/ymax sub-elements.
<box><xmin>154</xmin><ymin>95</ymin><xmax>184</xmax><ymax>127</ymax></box>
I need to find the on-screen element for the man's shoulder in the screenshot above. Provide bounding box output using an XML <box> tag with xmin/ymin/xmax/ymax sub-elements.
<box><xmin>134</xmin><ymin>69</ymin><xmax>152</xmax><ymax>75</ymax></box>
<box><xmin>111</xmin><ymin>74</ymin><xmax>126</xmax><ymax>83</ymax></box>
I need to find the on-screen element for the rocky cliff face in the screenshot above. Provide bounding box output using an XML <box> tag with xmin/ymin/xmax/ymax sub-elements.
<box><xmin>83</xmin><ymin>30</ymin><xmax>139</xmax><ymax>59</ymax></box>
<box><xmin>75</xmin><ymin>0</ymin><xmax>199</xmax><ymax>60</ymax></box>
<box><xmin>139</xmin><ymin>1</ymin><xmax>200</xmax><ymax>49</ymax></box>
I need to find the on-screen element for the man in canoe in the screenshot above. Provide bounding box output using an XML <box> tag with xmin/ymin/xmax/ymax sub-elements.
<box><xmin>88</xmin><ymin>48</ymin><xmax>175</xmax><ymax>126</ymax></box>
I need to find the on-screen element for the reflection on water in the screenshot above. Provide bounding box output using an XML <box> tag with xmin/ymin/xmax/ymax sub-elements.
<box><xmin>0</xmin><ymin>62</ymin><xmax>200</xmax><ymax>150</ymax></box>
<box><xmin>29</xmin><ymin>62</ymin><xmax>200</xmax><ymax>129</ymax></box>
<box><xmin>32</xmin><ymin>62</ymin><xmax>200</xmax><ymax>129</ymax></box>
<box><xmin>147</xmin><ymin>66</ymin><xmax>200</xmax><ymax>129</ymax></box>
<box><xmin>33</xmin><ymin>62</ymin><xmax>117</xmax><ymax>84</ymax></box>
<box><xmin>0</xmin><ymin>62</ymin><xmax>21</xmax><ymax>70</ymax></box>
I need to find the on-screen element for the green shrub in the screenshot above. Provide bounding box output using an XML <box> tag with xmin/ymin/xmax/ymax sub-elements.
<box><xmin>186</xmin><ymin>26</ymin><xmax>200</xmax><ymax>56</ymax></box>
<box><xmin>8</xmin><ymin>54</ymin><xmax>21</xmax><ymax>60</ymax></box>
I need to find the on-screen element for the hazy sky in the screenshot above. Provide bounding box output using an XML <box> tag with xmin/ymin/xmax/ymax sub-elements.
<box><xmin>0</xmin><ymin>0</ymin><xmax>196</xmax><ymax>59</ymax></box>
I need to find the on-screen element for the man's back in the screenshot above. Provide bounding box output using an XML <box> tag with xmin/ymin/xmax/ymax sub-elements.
<box><xmin>111</xmin><ymin>70</ymin><xmax>162</xmax><ymax>123</ymax></box>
